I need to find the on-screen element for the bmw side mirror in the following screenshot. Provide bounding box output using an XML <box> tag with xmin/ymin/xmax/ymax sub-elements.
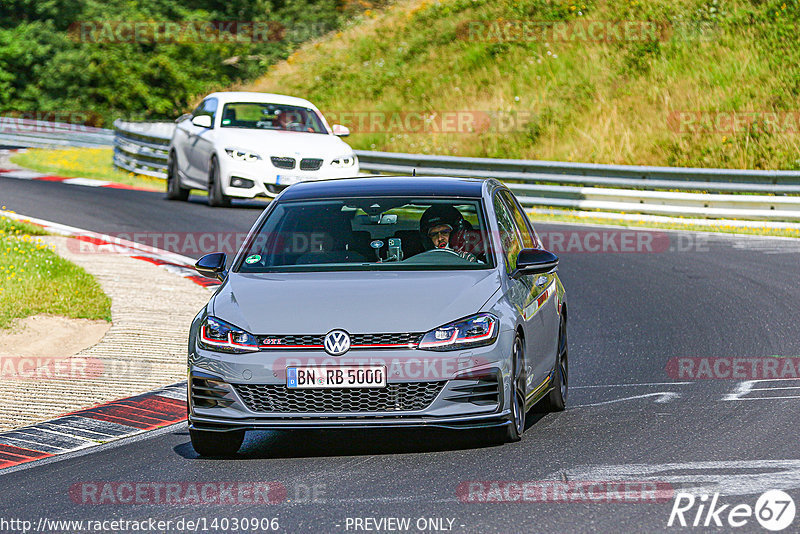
<box><xmin>332</xmin><ymin>124</ymin><xmax>350</xmax><ymax>137</ymax></box>
<box><xmin>195</xmin><ymin>252</ymin><xmax>227</xmax><ymax>281</ymax></box>
<box><xmin>191</xmin><ymin>115</ymin><xmax>213</xmax><ymax>128</ymax></box>
<box><xmin>512</xmin><ymin>249</ymin><xmax>558</xmax><ymax>279</ymax></box>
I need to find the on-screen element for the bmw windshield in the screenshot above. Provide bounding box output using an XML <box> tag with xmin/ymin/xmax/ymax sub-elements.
<box><xmin>236</xmin><ymin>197</ymin><xmax>495</xmax><ymax>272</ymax></box>
<box><xmin>220</xmin><ymin>102</ymin><xmax>328</xmax><ymax>133</ymax></box>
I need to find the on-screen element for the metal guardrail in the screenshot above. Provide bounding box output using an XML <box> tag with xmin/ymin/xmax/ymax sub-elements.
<box><xmin>0</xmin><ymin>117</ymin><xmax>114</xmax><ymax>149</ymax></box>
<box><xmin>112</xmin><ymin>121</ymin><xmax>800</xmax><ymax>221</ymax></box>
<box><xmin>113</xmin><ymin>120</ymin><xmax>173</xmax><ymax>178</ymax></box>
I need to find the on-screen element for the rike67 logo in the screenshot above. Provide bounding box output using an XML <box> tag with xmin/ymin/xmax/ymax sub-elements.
<box><xmin>668</xmin><ymin>490</ymin><xmax>796</xmax><ymax>531</ymax></box>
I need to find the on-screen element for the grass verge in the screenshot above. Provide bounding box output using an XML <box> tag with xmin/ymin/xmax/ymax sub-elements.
<box><xmin>10</xmin><ymin>148</ymin><xmax>164</xmax><ymax>191</ymax></box>
<box><xmin>0</xmin><ymin>214</ymin><xmax>112</xmax><ymax>329</ymax></box>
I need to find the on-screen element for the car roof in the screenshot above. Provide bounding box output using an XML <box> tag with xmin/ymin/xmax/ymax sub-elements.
<box><xmin>204</xmin><ymin>91</ymin><xmax>318</xmax><ymax>109</ymax></box>
<box><xmin>279</xmin><ymin>176</ymin><xmax>488</xmax><ymax>201</ymax></box>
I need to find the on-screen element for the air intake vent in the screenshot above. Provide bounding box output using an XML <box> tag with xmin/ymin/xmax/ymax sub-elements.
<box><xmin>445</xmin><ymin>372</ymin><xmax>500</xmax><ymax>406</ymax></box>
<box><xmin>191</xmin><ymin>377</ymin><xmax>234</xmax><ymax>409</ymax></box>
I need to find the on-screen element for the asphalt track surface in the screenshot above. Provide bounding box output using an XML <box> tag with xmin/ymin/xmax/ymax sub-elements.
<box><xmin>2</xmin><ymin>176</ymin><xmax>800</xmax><ymax>533</ymax></box>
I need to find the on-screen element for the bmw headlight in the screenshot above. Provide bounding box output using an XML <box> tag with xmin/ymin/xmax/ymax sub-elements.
<box><xmin>198</xmin><ymin>316</ymin><xmax>259</xmax><ymax>353</ymax></box>
<box><xmin>418</xmin><ymin>313</ymin><xmax>498</xmax><ymax>351</ymax></box>
<box><xmin>330</xmin><ymin>154</ymin><xmax>357</xmax><ymax>168</ymax></box>
<box><xmin>225</xmin><ymin>148</ymin><xmax>262</xmax><ymax>162</ymax></box>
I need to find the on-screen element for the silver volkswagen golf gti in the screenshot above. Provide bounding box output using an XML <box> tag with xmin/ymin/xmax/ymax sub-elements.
<box><xmin>188</xmin><ymin>176</ymin><xmax>568</xmax><ymax>456</ymax></box>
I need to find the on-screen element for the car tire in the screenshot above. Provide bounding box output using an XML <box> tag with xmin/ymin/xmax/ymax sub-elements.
<box><xmin>502</xmin><ymin>335</ymin><xmax>527</xmax><ymax>443</ymax></box>
<box><xmin>189</xmin><ymin>429</ymin><xmax>244</xmax><ymax>457</ymax></box>
<box><xmin>166</xmin><ymin>153</ymin><xmax>190</xmax><ymax>201</ymax></box>
<box><xmin>207</xmin><ymin>157</ymin><xmax>231</xmax><ymax>208</ymax></box>
<box><xmin>539</xmin><ymin>315</ymin><xmax>568</xmax><ymax>412</ymax></box>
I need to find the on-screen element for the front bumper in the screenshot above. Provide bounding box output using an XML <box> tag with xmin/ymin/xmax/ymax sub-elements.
<box><xmin>187</xmin><ymin>332</ymin><xmax>515</xmax><ymax>432</ymax></box>
<box><xmin>188</xmin><ymin>411</ymin><xmax>513</xmax><ymax>432</ymax></box>
<box><xmin>218</xmin><ymin>156</ymin><xmax>360</xmax><ymax>198</ymax></box>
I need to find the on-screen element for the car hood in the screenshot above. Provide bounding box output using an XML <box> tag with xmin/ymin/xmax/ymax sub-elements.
<box><xmin>214</xmin><ymin>129</ymin><xmax>354</xmax><ymax>158</ymax></box>
<box><xmin>211</xmin><ymin>270</ymin><xmax>502</xmax><ymax>335</ymax></box>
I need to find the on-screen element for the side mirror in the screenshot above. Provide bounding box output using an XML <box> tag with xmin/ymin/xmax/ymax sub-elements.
<box><xmin>191</xmin><ymin>115</ymin><xmax>212</xmax><ymax>128</ymax></box>
<box><xmin>512</xmin><ymin>249</ymin><xmax>558</xmax><ymax>279</ymax></box>
<box><xmin>331</xmin><ymin>124</ymin><xmax>350</xmax><ymax>137</ymax></box>
<box><xmin>195</xmin><ymin>252</ymin><xmax>227</xmax><ymax>281</ymax></box>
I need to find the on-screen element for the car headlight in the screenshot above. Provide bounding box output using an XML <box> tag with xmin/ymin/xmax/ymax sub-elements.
<box><xmin>330</xmin><ymin>154</ymin><xmax>357</xmax><ymax>168</ymax></box>
<box><xmin>418</xmin><ymin>313</ymin><xmax>498</xmax><ymax>351</ymax></box>
<box><xmin>198</xmin><ymin>316</ymin><xmax>259</xmax><ymax>353</ymax></box>
<box><xmin>224</xmin><ymin>148</ymin><xmax>262</xmax><ymax>162</ymax></box>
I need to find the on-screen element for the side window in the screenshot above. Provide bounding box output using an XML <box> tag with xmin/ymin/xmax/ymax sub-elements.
<box><xmin>500</xmin><ymin>190</ymin><xmax>537</xmax><ymax>248</ymax></box>
<box><xmin>193</xmin><ymin>98</ymin><xmax>218</xmax><ymax>125</ymax></box>
<box><xmin>493</xmin><ymin>193</ymin><xmax>524</xmax><ymax>274</ymax></box>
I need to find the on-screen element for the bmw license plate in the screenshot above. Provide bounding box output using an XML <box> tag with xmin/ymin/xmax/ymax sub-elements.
<box><xmin>286</xmin><ymin>366</ymin><xmax>386</xmax><ymax>389</ymax></box>
<box><xmin>276</xmin><ymin>175</ymin><xmax>303</xmax><ymax>185</ymax></box>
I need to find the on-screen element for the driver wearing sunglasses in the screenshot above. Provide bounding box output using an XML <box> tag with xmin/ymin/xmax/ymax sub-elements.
<box><xmin>419</xmin><ymin>205</ymin><xmax>477</xmax><ymax>262</ymax></box>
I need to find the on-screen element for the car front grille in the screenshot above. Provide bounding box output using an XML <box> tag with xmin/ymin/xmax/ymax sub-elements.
<box><xmin>263</xmin><ymin>334</ymin><xmax>323</xmax><ymax>347</ymax></box>
<box><xmin>352</xmin><ymin>332</ymin><xmax>423</xmax><ymax>346</ymax></box>
<box><xmin>270</xmin><ymin>156</ymin><xmax>296</xmax><ymax>169</ymax></box>
<box><xmin>259</xmin><ymin>332</ymin><xmax>423</xmax><ymax>349</ymax></box>
<box><xmin>234</xmin><ymin>381</ymin><xmax>446</xmax><ymax>413</ymax></box>
<box><xmin>299</xmin><ymin>158</ymin><xmax>323</xmax><ymax>171</ymax></box>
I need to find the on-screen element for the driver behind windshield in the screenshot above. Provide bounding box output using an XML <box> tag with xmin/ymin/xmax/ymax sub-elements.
<box><xmin>275</xmin><ymin>109</ymin><xmax>295</xmax><ymax>130</ymax></box>
<box><xmin>419</xmin><ymin>205</ymin><xmax>477</xmax><ymax>262</ymax></box>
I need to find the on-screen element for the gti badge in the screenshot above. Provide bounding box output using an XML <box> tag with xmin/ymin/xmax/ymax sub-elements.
<box><xmin>324</xmin><ymin>330</ymin><xmax>351</xmax><ymax>356</ymax></box>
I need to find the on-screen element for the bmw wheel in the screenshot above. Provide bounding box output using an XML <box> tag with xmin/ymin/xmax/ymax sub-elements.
<box><xmin>190</xmin><ymin>429</ymin><xmax>244</xmax><ymax>457</ymax></box>
<box><xmin>166</xmin><ymin>153</ymin><xmax>190</xmax><ymax>201</ymax></box>
<box><xmin>208</xmin><ymin>157</ymin><xmax>231</xmax><ymax>208</ymax></box>
<box><xmin>503</xmin><ymin>335</ymin><xmax>526</xmax><ymax>442</ymax></box>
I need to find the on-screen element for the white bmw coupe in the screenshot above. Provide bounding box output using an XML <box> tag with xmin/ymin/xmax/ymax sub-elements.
<box><xmin>167</xmin><ymin>91</ymin><xmax>359</xmax><ymax>206</ymax></box>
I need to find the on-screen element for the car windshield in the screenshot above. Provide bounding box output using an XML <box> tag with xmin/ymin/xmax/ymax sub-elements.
<box><xmin>237</xmin><ymin>197</ymin><xmax>495</xmax><ymax>272</ymax></box>
<box><xmin>219</xmin><ymin>102</ymin><xmax>328</xmax><ymax>133</ymax></box>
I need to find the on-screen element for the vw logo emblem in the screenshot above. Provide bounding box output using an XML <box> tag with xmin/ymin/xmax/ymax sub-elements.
<box><xmin>324</xmin><ymin>330</ymin><xmax>351</xmax><ymax>356</ymax></box>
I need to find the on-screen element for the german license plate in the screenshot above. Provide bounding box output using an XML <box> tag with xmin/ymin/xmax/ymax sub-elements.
<box><xmin>286</xmin><ymin>366</ymin><xmax>386</xmax><ymax>389</ymax></box>
<box><xmin>276</xmin><ymin>175</ymin><xmax>303</xmax><ymax>185</ymax></box>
